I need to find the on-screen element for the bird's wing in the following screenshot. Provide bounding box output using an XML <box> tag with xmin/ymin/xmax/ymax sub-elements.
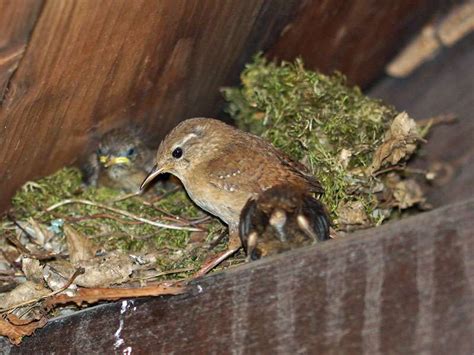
<box><xmin>205</xmin><ymin>139</ymin><xmax>323</xmax><ymax>195</ymax></box>
<box><xmin>273</xmin><ymin>148</ymin><xmax>324</xmax><ymax>194</ymax></box>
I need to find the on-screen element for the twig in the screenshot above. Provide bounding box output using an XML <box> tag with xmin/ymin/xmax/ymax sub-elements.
<box><xmin>46</xmin><ymin>199</ymin><xmax>202</xmax><ymax>232</ymax></box>
<box><xmin>145</xmin><ymin>204</ymin><xmax>191</xmax><ymax>223</ymax></box>
<box><xmin>192</xmin><ymin>248</ymin><xmax>240</xmax><ymax>278</ymax></box>
<box><xmin>130</xmin><ymin>267</ymin><xmax>194</xmax><ymax>282</ymax></box>
<box><xmin>148</xmin><ymin>186</ymin><xmax>181</xmax><ymax>203</ymax></box>
<box><xmin>189</xmin><ymin>216</ymin><xmax>212</xmax><ymax>225</ymax></box>
<box><xmin>0</xmin><ymin>267</ymin><xmax>85</xmax><ymax>314</ymax></box>
<box><xmin>0</xmin><ymin>250</ymin><xmax>21</xmax><ymax>271</ymax></box>
<box><xmin>373</xmin><ymin>164</ymin><xmax>406</xmax><ymax>177</ymax></box>
<box><xmin>7</xmin><ymin>213</ymin><xmax>36</xmax><ymax>244</ymax></box>
<box><xmin>418</xmin><ymin>114</ymin><xmax>457</xmax><ymax>138</ymax></box>
<box><xmin>112</xmin><ymin>191</ymin><xmax>142</xmax><ymax>203</ymax></box>
<box><xmin>373</xmin><ymin>165</ymin><xmax>433</xmax><ymax>178</ymax></box>
<box><xmin>60</xmin><ymin>213</ymin><xmax>143</xmax><ymax>225</ymax></box>
<box><xmin>5</xmin><ymin>233</ymin><xmax>59</xmax><ymax>261</ymax></box>
<box><xmin>44</xmin><ymin>281</ymin><xmax>186</xmax><ymax>307</ymax></box>
<box><xmin>417</xmin><ymin>113</ymin><xmax>457</xmax><ymax>127</ymax></box>
<box><xmin>5</xmin><ymin>234</ymin><xmax>30</xmax><ymax>254</ymax></box>
<box><xmin>207</xmin><ymin>230</ymin><xmax>228</xmax><ymax>250</ymax></box>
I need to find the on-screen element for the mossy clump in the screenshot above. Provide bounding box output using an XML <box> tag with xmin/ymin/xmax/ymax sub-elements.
<box><xmin>223</xmin><ymin>55</ymin><xmax>422</xmax><ymax>229</ymax></box>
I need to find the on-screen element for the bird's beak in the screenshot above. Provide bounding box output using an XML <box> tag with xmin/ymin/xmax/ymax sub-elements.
<box><xmin>140</xmin><ymin>164</ymin><xmax>165</xmax><ymax>190</ymax></box>
<box><xmin>100</xmin><ymin>156</ymin><xmax>131</xmax><ymax>168</ymax></box>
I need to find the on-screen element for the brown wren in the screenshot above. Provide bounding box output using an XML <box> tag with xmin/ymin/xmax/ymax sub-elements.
<box><xmin>239</xmin><ymin>185</ymin><xmax>330</xmax><ymax>261</ymax></box>
<box><xmin>82</xmin><ymin>127</ymin><xmax>155</xmax><ymax>192</ymax></box>
<box><xmin>140</xmin><ymin>118</ymin><xmax>329</xmax><ymax>271</ymax></box>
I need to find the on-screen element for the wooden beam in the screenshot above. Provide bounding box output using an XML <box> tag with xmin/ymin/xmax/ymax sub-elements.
<box><xmin>3</xmin><ymin>199</ymin><xmax>472</xmax><ymax>353</ymax></box>
<box><xmin>267</xmin><ymin>0</ymin><xmax>442</xmax><ymax>86</ymax></box>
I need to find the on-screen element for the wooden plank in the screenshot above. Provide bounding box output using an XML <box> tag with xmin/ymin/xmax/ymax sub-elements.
<box><xmin>0</xmin><ymin>0</ymin><xmax>297</xmax><ymax>210</ymax></box>
<box><xmin>2</xmin><ymin>199</ymin><xmax>472</xmax><ymax>353</ymax></box>
<box><xmin>267</xmin><ymin>0</ymin><xmax>444</xmax><ymax>86</ymax></box>
<box><xmin>0</xmin><ymin>0</ymin><xmax>43</xmax><ymax>101</ymax></box>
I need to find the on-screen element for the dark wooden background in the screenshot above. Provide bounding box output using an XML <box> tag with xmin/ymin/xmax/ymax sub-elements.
<box><xmin>0</xmin><ymin>0</ymin><xmax>442</xmax><ymax>211</ymax></box>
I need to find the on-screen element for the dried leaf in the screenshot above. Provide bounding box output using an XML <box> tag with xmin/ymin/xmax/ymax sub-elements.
<box><xmin>64</xmin><ymin>224</ymin><xmax>97</xmax><ymax>263</ymax></box>
<box><xmin>0</xmin><ymin>281</ymin><xmax>50</xmax><ymax>310</ymax></box>
<box><xmin>46</xmin><ymin>253</ymin><xmax>133</xmax><ymax>288</ymax></box>
<box><xmin>370</xmin><ymin>112</ymin><xmax>421</xmax><ymax>173</ymax></box>
<box><xmin>21</xmin><ymin>258</ymin><xmax>44</xmax><ymax>284</ymax></box>
<box><xmin>43</xmin><ymin>261</ymin><xmax>77</xmax><ymax>293</ymax></box>
<box><xmin>392</xmin><ymin>179</ymin><xmax>426</xmax><ymax>209</ymax></box>
<box><xmin>337</xmin><ymin>201</ymin><xmax>370</xmax><ymax>228</ymax></box>
<box><xmin>45</xmin><ymin>282</ymin><xmax>187</xmax><ymax>307</ymax></box>
<box><xmin>27</xmin><ymin>218</ymin><xmax>53</xmax><ymax>246</ymax></box>
<box><xmin>6</xmin><ymin>226</ymin><xmax>57</xmax><ymax>261</ymax></box>
<box><xmin>0</xmin><ymin>316</ymin><xmax>47</xmax><ymax>345</ymax></box>
<box><xmin>76</xmin><ymin>253</ymin><xmax>133</xmax><ymax>287</ymax></box>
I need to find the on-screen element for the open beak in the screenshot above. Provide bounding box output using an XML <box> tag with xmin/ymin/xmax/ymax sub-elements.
<box><xmin>140</xmin><ymin>164</ymin><xmax>165</xmax><ymax>190</ymax></box>
<box><xmin>100</xmin><ymin>156</ymin><xmax>131</xmax><ymax>168</ymax></box>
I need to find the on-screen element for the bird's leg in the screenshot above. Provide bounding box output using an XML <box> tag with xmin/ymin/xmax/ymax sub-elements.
<box><xmin>245</xmin><ymin>232</ymin><xmax>258</xmax><ymax>262</ymax></box>
<box><xmin>296</xmin><ymin>214</ymin><xmax>319</xmax><ymax>242</ymax></box>
<box><xmin>193</xmin><ymin>227</ymin><xmax>241</xmax><ymax>278</ymax></box>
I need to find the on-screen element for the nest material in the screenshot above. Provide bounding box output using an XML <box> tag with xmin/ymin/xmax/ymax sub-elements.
<box><xmin>222</xmin><ymin>54</ymin><xmax>427</xmax><ymax>229</ymax></box>
<box><xmin>0</xmin><ymin>168</ymin><xmax>229</xmax><ymax>298</ymax></box>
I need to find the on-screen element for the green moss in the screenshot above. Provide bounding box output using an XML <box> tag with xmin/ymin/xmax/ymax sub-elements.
<box><xmin>11</xmin><ymin>168</ymin><xmax>83</xmax><ymax>218</ymax></box>
<box><xmin>222</xmin><ymin>54</ymin><xmax>411</xmax><ymax>228</ymax></box>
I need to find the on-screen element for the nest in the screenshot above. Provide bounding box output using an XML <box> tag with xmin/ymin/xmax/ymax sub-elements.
<box><xmin>223</xmin><ymin>54</ymin><xmax>430</xmax><ymax>230</ymax></box>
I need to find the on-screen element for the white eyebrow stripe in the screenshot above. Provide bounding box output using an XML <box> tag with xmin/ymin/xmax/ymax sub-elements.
<box><xmin>176</xmin><ymin>133</ymin><xmax>198</xmax><ymax>147</ymax></box>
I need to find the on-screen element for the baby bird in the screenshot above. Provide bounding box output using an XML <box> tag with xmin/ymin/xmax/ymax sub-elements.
<box><xmin>141</xmin><ymin>118</ymin><xmax>330</xmax><ymax>274</ymax></box>
<box><xmin>239</xmin><ymin>185</ymin><xmax>330</xmax><ymax>261</ymax></box>
<box><xmin>82</xmin><ymin>128</ymin><xmax>155</xmax><ymax>192</ymax></box>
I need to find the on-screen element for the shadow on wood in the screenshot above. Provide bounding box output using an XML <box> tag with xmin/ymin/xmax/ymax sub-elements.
<box><xmin>267</xmin><ymin>0</ymin><xmax>446</xmax><ymax>86</ymax></box>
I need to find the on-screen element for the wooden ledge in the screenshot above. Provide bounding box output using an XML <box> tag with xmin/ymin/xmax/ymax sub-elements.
<box><xmin>2</xmin><ymin>199</ymin><xmax>473</xmax><ymax>353</ymax></box>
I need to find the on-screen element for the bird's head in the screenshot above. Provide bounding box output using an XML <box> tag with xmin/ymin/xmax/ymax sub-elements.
<box><xmin>140</xmin><ymin>118</ymin><xmax>232</xmax><ymax>189</ymax></box>
<box><xmin>97</xmin><ymin>128</ymin><xmax>147</xmax><ymax>179</ymax></box>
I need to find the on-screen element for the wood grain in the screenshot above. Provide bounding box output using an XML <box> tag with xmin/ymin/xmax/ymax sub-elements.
<box><xmin>0</xmin><ymin>0</ymin><xmax>297</xmax><ymax>210</ymax></box>
<box><xmin>267</xmin><ymin>0</ymin><xmax>442</xmax><ymax>86</ymax></box>
<box><xmin>2</xmin><ymin>199</ymin><xmax>472</xmax><ymax>353</ymax></box>
<box><xmin>0</xmin><ymin>0</ymin><xmax>43</xmax><ymax>101</ymax></box>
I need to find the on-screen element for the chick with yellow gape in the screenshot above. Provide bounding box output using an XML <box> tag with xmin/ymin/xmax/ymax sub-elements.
<box><xmin>82</xmin><ymin>128</ymin><xmax>155</xmax><ymax>192</ymax></box>
<box><xmin>140</xmin><ymin>118</ymin><xmax>331</xmax><ymax>274</ymax></box>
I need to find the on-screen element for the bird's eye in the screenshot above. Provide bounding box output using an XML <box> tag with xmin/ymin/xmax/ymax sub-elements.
<box><xmin>172</xmin><ymin>147</ymin><xmax>183</xmax><ymax>159</ymax></box>
<box><xmin>97</xmin><ymin>147</ymin><xmax>104</xmax><ymax>155</ymax></box>
<box><xmin>126</xmin><ymin>148</ymin><xmax>136</xmax><ymax>156</ymax></box>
